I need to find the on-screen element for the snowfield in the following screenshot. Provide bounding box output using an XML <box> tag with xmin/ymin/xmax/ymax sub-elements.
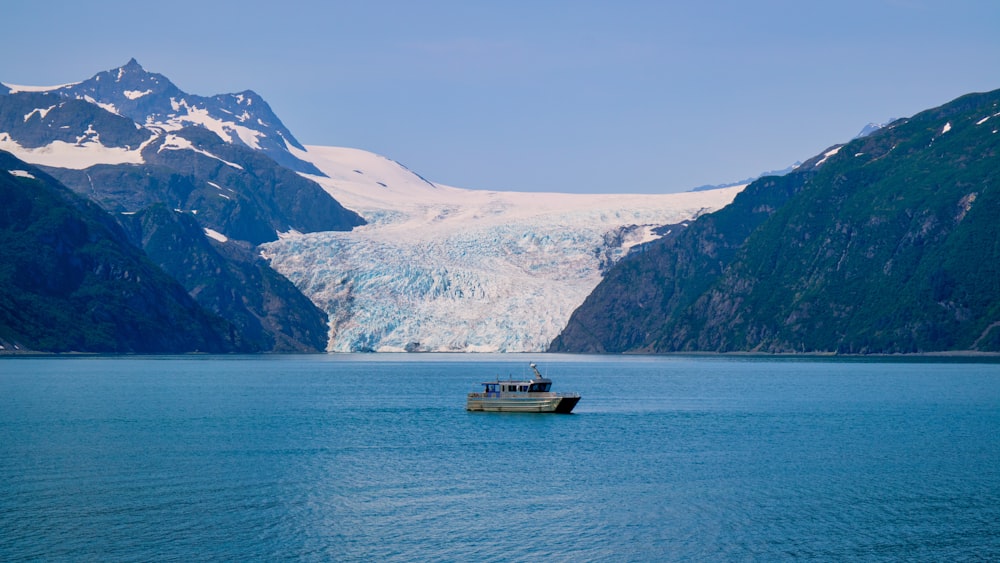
<box><xmin>0</xmin><ymin>132</ymin><xmax>153</xmax><ymax>169</ymax></box>
<box><xmin>261</xmin><ymin>145</ymin><xmax>744</xmax><ymax>352</ymax></box>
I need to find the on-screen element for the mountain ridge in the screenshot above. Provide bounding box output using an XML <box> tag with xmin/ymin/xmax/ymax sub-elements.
<box><xmin>0</xmin><ymin>61</ymin><xmax>367</xmax><ymax>353</ymax></box>
<box><xmin>551</xmin><ymin>88</ymin><xmax>1000</xmax><ymax>354</ymax></box>
<box><xmin>5</xmin><ymin>60</ymin><xmax>994</xmax><ymax>354</ymax></box>
<box><xmin>2</xmin><ymin>59</ymin><xmax>321</xmax><ymax>175</ymax></box>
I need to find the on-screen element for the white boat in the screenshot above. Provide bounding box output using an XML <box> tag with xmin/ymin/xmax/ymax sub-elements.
<box><xmin>466</xmin><ymin>363</ymin><xmax>581</xmax><ymax>413</ymax></box>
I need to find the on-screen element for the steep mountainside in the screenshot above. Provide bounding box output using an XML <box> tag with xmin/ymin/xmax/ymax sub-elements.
<box><xmin>119</xmin><ymin>206</ymin><xmax>330</xmax><ymax>352</ymax></box>
<box><xmin>0</xmin><ymin>61</ymin><xmax>361</xmax><ymax>352</ymax></box>
<box><xmin>44</xmin><ymin>126</ymin><xmax>364</xmax><ymax>245</ymax></box>
<box><xmin>0</xmin><ymin>152</ymin><xmax>242</xmax><ymax>353</ymax></box>
<box><xmin>551</xmin><ymin>89</ymin><xmax>1000</xmax><ymax>354</ymax></box>
<box><xmin>0</xmin><ymin>62</ymin><xmax>365</xmax><ymax>245</ymax></box>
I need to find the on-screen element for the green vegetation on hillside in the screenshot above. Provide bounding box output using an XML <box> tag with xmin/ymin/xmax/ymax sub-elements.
<box><xmin>552</xmin><ymin>89</ymin><xmax>1000</xmax><ymax>354</ymax></box>
<box><xmin>0</xmin><ymin>153</ymin><xmax>241</xmax><ymax>353</ymax></box>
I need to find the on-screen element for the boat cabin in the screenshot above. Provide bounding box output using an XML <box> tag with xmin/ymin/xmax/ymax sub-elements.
<box><xmin>481</xmin><ymin>379</ymin><xmax>552</xmax><ymax>394</ymax></box>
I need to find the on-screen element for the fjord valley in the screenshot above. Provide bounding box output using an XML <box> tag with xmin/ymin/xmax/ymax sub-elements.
<box><xmin>0</xmin><ymin>60</ymin><xmax>739</xmax><ymax>354</ymax></box>
<box><xmin>2</xmin><ymin>59</ymin><xmax>999</xmax><ymax>355</ymax></box>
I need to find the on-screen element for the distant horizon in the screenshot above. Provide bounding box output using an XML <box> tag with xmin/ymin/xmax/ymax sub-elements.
<box><xmin>3</xmin><ymin>0</ymin><xmax>999</xmax><ymax>194</ymax></box>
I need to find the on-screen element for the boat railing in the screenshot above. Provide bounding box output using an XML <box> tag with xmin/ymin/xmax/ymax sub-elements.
<box><xmin>468</xmin><ymin>391</ymin><xmax>580</xmax><ymax>399</ymax></box>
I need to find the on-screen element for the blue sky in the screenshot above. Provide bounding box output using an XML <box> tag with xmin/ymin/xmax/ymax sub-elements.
<box><xmin>3</xmin><ymin>0</ymin><xmax>999</xmax><ymax>193</ymax></box>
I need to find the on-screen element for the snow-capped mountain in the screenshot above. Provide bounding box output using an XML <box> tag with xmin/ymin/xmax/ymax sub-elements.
<box><xmin>261</xmin><ymin>145</ymin><xmax>743</xmax><ymax>352</ymax></box>
<box><xmin>1</xmin><ymin>59</ymin><xmax>320</xmax><ymax>174</ymax></box>
<box><xmin>1</xmin><ymin>59</ymin><xmax>744</xmax><ymax>353</ymax></box>
<box><xmin>1</xmin><ymin>60</ymin><xmax>361</xmax><ymax>244</ymax></box>
<box><xmin>0</xmin><ymin>60</ymin><xmax>363</xmax><ymax>353</ymax></box>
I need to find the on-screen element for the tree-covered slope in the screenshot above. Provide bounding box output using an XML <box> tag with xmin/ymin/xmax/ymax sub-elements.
<box><xmin>0</xmin><ymin>152</ymin><xmax>242</xmax><ymax>353</ymax></box>
<box><xmin>551</xmin><ymin>89</ymin><xmax>1000</xmax><ymax>354</ymax></box>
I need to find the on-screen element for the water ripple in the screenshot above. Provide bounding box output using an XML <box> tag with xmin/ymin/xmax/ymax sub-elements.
<box><xmin>2</xmin><ymin>356</ymin><xmax>999</xmax><ymax>561</ymax></box>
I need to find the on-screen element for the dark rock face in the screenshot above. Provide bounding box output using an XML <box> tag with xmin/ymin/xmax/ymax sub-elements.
<box><xmin>0</xmin><ymin>91</ymin><xmax>152</xmax><ymax>149</ymax></box>
<box><xmin>45</xmin><ymin>126</ymin><xmax>365</xmax><ymax>245</ymax></box>
<box><xmin>120</xmin><ymin>205</ymin><xmax>330</xmax><ymax>353</ymax></box>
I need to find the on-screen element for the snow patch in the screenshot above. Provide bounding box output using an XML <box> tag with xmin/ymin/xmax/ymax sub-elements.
<box><xmin>81</xmin><ymin>95</ymin><xmax>119</xmax><ymax>116</ymax></box>
<box><xmin>124</xmin><ymin>89</ymin><xmax>153</xmax><ymax>100</ymax></box>
<box><xmin>23</xmin><ymin>105</ymin><xmax>56</xmax><ymax>122</ymax></box>
<box><xmin>8</xmin><ymin>169</ymin><xmax>35</xmax><ymax>179</ymax></box>
<box><xmin>976</xmin><ymin>112</ymin><xmax>1000</xmax><ymax>126</ymax></box>
<box><xmin>157</xmin><ymin>98</ymin><xmax>264</xmax><ymax>149</ymax></box>
<box><xmin>157</xmin><ymin>134</ymin><xmax>244</xmax><ymax>170</ymax></box>
<box><xmin>814</xmin><ymin>146</ymin><xmax>842</xmax><ymax>167</ymax></box>
<box><xmin>204</xmin><ymin>228</ymin><xmax>228</xmax><ymax>243</ymax></box>
<box><xmin>76</xmin><ymin>124</ymin><xmax>99</xmax><ymax>145</ymax></box>
<box><xmin>2</xmin><ymin>81</ymin><xmax>79</xmax><ymax>93</ymax></box>
<box><xmin>0</xmin><ymin>133</ymin><xmax>152</xmax><ymax>169</ymax></box>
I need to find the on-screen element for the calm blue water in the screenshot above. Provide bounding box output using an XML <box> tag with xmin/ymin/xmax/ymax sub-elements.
<box><xmin>2</xmin><ymin>355</ymin><xmax>999</xmax><ymax>561</ymax></box>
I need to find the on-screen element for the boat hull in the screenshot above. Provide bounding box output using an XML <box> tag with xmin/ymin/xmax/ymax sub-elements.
<box><xmin>466</xmin><ymin>393</ymin><xmax>580</xmax><ymax>413</ymax></box>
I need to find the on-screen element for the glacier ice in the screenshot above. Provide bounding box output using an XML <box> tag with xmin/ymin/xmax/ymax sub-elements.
<box><xmin>261</xmin><ymin>145</ymin><xmax>744</xmax><ymax>352</ymax></box>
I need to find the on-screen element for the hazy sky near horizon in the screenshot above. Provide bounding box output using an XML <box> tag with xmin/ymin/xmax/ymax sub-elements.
<box><xmin>3</xmin><ymin>0</ymin><xmax>999</xmax><ymax>193</ymax></box>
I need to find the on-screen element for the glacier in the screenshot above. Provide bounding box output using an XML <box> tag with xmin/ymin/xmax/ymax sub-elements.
<box><xmin>261</xmin><ymin>145</ymin><xmax>744</xmax><ymax>352</ymax></box>
<box><xmin>2</xmin><ymin>60</ymin><xmax>745</xmax><ymax>353</ymax></box>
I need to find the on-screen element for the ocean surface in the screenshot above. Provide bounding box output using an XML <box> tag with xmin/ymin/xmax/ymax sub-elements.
<box><xmin>2</xmin><ymin>355</ymin><xmax>999</xmax><ymax>561</ymax></box>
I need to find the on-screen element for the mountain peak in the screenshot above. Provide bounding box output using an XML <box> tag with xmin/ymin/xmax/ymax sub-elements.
<box><xmin>77</xmin><ymin>58</ymin><xmax>174</xmax><ymax>95</ymax></box>
<box><xmin>855</xmin><ymin>118</ymin><xmax>900</xmax><ymax>139</ymax></box>
<box><xmin>120</xmin><ymin>58</ymin><xmax>144</xmax><ymax>75</ymax></box>
<box><xmin>4</xmin><ymin>61</ymin><xmax>320</xmax><ymax>174</ymax></box>
<box><xmin>111</xmin><ymin>58</ymin><xmax>157</xmax><ymax>85</ymax></box>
